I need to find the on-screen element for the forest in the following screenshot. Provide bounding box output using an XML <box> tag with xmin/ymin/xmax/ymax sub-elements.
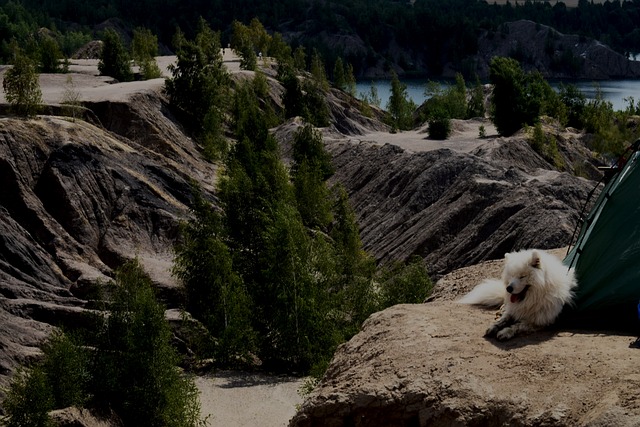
<box><xmin>1</xmin><ymin>0</ymin><xmax>640</xmax><ymax>75</ymax></box>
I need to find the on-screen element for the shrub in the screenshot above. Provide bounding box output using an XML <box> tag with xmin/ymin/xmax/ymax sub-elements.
<box><xmin>61</xmin><ymin>75</ymin><xmax>82</xmax><ymax>121</ymax></box>
<box><xmin>377</xmin><ymin>256</ymin><xmax>433</xmax><ymax>307</ymax></box>
<box><xmin>3</xmin><ymin>367</ymin><xmax>54</xmax><ymax>427</ymax></box>
<box><xmin>131</xmin><ymin>27</ymin><xmax>162</xmax><ymax>80</ymax></box>
<box><xmin>40</xmin><ymin>331</ymin><xmax>90</xmax><ymax>409</ymax></box>
<box><xmin>98</xmin><ymin>28</ymin><xmax>133</xmax><ymax>82</ymax></box>
<box><xmin>38</xmin><ymin>36</ymin><xmax>66</xmax><ymax>73</ymax></box>
<box><xmin>173</xmin><ymin>188</ymin><xmax>256</xmax><ymax>365</ymax></box>
<box><xmin>529</xmin><ymin>123</ymin><xmax>565</xmax><ymax>169</ymax></box>
<box><xmin>427</xmin><ymin>107</ymin><xmax>452</xmax><ymax>140</ymax></box>
<box><xmin>2</xmin><ymin>49</ymin><xmax>42</xmax><ymax>117</ymax></box>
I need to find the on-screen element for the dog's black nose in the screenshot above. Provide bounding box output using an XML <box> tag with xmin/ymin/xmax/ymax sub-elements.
<box><xmin>506</xmin><ymin>285</ymin><xmax>513</xmax><ymax>293</ymax></box>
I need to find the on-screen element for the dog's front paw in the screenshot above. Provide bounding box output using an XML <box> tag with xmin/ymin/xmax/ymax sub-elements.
<box><xmin>485</xmin><ymin>324</ymin><xmax>500</xmax><ymax>337</ymax></box>
<box><xmin>496</xmin><ymin>328</ymin><xmax>515</xmax><ymax>341</ymax></box>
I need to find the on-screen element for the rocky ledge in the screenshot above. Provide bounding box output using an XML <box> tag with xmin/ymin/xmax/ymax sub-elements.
<box><xmin>291</xmin><ymin>297</ymin><xmax>640</xmax><ymax>427</ymax></box>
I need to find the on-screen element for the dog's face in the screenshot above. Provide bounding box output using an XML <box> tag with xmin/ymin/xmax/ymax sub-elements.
<box><xmin>502</xmin><ymin>250</ymin><xmax>542</xmax><ymax>303</ymax></box>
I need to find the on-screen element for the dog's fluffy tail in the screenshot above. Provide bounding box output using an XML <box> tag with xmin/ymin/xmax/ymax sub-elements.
<box><xmin>458</xmin><ymin>279</ymin><xmax>505</xmax><ymax>307</ymax></box>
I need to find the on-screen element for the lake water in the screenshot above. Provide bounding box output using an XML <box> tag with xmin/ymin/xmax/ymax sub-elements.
<box><xmin>355</xmin><ymin>79</ymin><xmax>640</xmax><ymax>112</ymax></box>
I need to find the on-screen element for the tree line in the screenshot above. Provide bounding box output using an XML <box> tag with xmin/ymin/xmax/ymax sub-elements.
<box><xmin>2</xmin><ymin>0</ymin><xmax>640</xmax><ymax>76</ymax></box>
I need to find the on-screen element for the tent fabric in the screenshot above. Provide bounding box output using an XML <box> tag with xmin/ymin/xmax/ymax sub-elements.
<box><xmin>564</xmin><ymin>145</ymin><xmax>640</xmax><ymax>321</ymax></box>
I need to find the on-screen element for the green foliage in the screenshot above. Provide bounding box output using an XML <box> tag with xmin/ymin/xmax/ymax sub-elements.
<box><xmin>309</xmin><ymin>49</ymin><xmax>329</xmax><ymax>91</ymax></box>
<box><xmin>4</xmin><ymin>0</ymin><xmax>640</xmax><ymax>78</ymax></box>
<box><xmin>280</xmin><ymin>67</ymin><xmax>329</xmax><ymax>127</ymax></box>
<box><xmin>40</xmin><ymin>331</ymin><xmax>90</xmax><ymax>409</ymax></box>
<box><xmin>489</xmin><ymin>57</ymin><xmax>556</xmax><ymax>136</ymax></box>
<box><xmin>579</xmin><ymin>87</ymin><xmax>639</xmax><ymax>158</ymax></box>
<box><xmin>467</xmin><ymin>77</ymin><xmax>485</xmax><ymax>119</ymax></box>
<box><xmin>231</xmin><ymin>20</ymin><xmax>257</xmax><ymax>71</ymax></box>
<box><xmin>2</xmin><ymin>48</ymin><xmax>42</xmax><ymax>117</ymax></box>
<box><xmin>131</xmin><ymin>27</ymin><xmax>162</xmax><ymax>80</ymax></box>
<box><xmin>93</xmin><ymin>260</ymin><xmax>203</xmax><ymax>427</ymax></box>
<box><xmin>329</xmin><ymin>185</ymin><xmax>377</xmax><ymax>331</ymax></box>
<box><xmin>3</xmin><ymin>366</ymin><xmax>54</xmax><ymax>427</ymax></box>
<box><xmin>421</xmin><ymin>73</ymin><xmax>470</xmax><ymax>139</ymax></box>
<box><xmin>377</xmin><ymin>256</ymin><xmax>433</xmax><ymax>307</ymax></box>
<box><xmin>98</xmin><ymin>28</ymin><xmax>133</xmax><ymax>82</ymax></box>
<box><xmin>478</xmin><ymin>124</ymin><xmax>486</xmax><ymax>138</ymax></box>
<box><xmin>59</xmin><ymin>31</ymin><xmax>91</xmax><ymax>58</ymax></box>
<box><xmin>269</xmin><ymin>32</ymin><xmax>292</xmax><ymax>67</ymax></box>
<box><xmin>165</xmin><ymin>23</ymin><xmax>228</xmax><ymax>160</ymax></box>
<box><xmin>360</xmin><ymin>83</ymin><xmax>381</xmax><ymax>108</ymax></box>
<box><xmin>332</xmin><ymin>57</ymin><xmax>356</xmax><ymax>96</ymax></box>
<box><xmin>173</xmin><ymin>187</ymin><xmax>255</xmax><ymax>365</ymax></box>
<box><xmin>427</xmin><ymin>108</ymin><xmax>452</xmax><ymax>140</ymax></box>
<box><xmin>293</xmin><ymin>46</ymin><xmax>306</xmax><ymax>71</ymax></box>
<box><xmin>345</xmin><ymin>62</ymin><xmax>356</xmax><ymax>96</ymax></box>
<box><xmin>291</xmin><ymin>124</ymin><xmax>334</xmax><ymax>230</ymax></box>
<box><xmin>3</xmin><ymin>332</ymin><xmax>86</xmax><ymax>427</ymax></box>
<box><xmin>333</xmin><ymin>57</ymin><xmax>346</xmax><ymax>91</ymax></box>
<box><xmin>558</xmin><ymin>84</ymin><xmax>587</xmax><ymax>131</ymax></box>
<box><xmin>292</xmin><ymin>124</ymin><xmax>334</xmax><ymax>181</ymax></box>
<box><xmin>386</xmin><ymin>71</ymin><xmax>416</xmax><ymax>131</ymax></box>
<box><xmin>37</xmin><ymin>35</ymin><xmax>66</xmax><ymax>73</ymax></box>
<box><xmin>529</xmin><ymin>123</ymin><xmax>565</xmax><ymax>169</ymax></box>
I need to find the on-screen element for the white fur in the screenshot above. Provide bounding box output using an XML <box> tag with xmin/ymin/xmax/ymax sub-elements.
<box><xmin>458</xmin><ymin>249</ymin><xmax>577</xmax><ymax>340</ymax></box>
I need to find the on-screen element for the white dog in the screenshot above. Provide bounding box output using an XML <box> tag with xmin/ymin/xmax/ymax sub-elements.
<box><xmin>459</xmin><ymin>249</ymin><xmax>577</xmax><ymax>340</ymax></box>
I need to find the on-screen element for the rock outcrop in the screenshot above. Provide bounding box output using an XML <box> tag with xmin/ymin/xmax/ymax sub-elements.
<box><xmin>467</xmin><ymin>20</ymin><xmax>640</xmax><ymax>80</ymax></box>
<box><xmin>0</xmin><ymin>89</ymin><xmax>216</xmax><ymax>390</ymax></box>
<box><xmin>291</xmin><ymin>261</ymin><xmax>640</xmax><ymax>426</ymax></box>
<box><xmin>318</xmin><ymin>129</ymin><xmax>599</xmax><ymax>275</ymax></box>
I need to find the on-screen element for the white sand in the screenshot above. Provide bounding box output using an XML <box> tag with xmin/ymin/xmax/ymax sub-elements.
<box><xmin>196</xmin><ymin>371</ymin><xmax>306</xmax><ymax>427</ymax></box>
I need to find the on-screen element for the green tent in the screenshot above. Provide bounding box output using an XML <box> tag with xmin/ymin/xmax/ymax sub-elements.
<box><xmin>564</xmin><ymin>140</ymin><xmax>640</xmax><ymax>325</ymax></box>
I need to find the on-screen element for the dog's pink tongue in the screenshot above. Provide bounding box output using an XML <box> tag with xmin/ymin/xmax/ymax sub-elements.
<box><xmin>510</xmin><ymin>294</ymin><xmax>519</xmax><ymax>303</ymax></box>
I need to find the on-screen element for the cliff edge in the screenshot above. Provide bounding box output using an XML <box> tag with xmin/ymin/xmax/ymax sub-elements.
<box><xmin>291</xmin><ymin>258</ymin><xmax>640</xmax><ymax>426</ymax></box>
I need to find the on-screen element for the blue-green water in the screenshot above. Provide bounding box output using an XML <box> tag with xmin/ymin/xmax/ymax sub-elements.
<box><xmin>355</xmin><ymin>79</ymin><xmax>640</xmax><ymax>112</ymax></box>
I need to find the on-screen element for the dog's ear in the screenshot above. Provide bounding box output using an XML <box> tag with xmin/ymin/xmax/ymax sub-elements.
<box><xmin>504</xmin><ymin>252</ymin><xmax>510</xmax><ymax>259</ymax></box>
<box><xmin>530</xmin><ymin>250</ymin><xmax>541</xmax><ymax>269</ymax></box>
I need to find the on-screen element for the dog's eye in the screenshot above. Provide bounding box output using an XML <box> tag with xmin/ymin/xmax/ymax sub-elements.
<box><xmin>519</xmin><ymin>275</ymin><xmax>527</xmax><ymax>279</ymax></box>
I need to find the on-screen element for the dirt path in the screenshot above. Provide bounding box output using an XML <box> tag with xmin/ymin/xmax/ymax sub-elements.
<box><xmin>196</xmin><ymin>371</ymin><xmax>305</xmax><ymax>427</ymax></box>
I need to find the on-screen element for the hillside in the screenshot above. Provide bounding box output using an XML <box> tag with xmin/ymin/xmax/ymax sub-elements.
<box><xmin>0</xmin><ymin>52</ymin><xmax>606</xmax><ymax>425</ymax></box>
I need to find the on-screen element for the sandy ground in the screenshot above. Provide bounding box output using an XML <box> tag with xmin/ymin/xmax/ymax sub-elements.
<box><xmin>345</xmin><ymin>118</ymin><xmax>499</xmax><ymax>153</ymax></box>
<box><xmin>0</xmin><ymin>50</ymin><xmax>243</xmax><ymax>104</ymax></box>
<box><xmin>196</xmin><ymin>372</ymin><xmax>305</xmax><ymax>427</ymax></box>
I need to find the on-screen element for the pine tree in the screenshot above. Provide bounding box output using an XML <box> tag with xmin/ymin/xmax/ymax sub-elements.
<box><xmin>333</xmin><ymin>57</ymin><xmax>346</xmax><ymax>90</ymax></box>
<box><xmin>387</xmin><ymin>70</ymin><xmax>415</xmax><ymax>131</ymax></box>
<box><xmin>173</xmin><ymin>187</ymin><xmax>256</xmax><ymax>364</ymax></box>
<box><xmin>165</xmin><ymin>23</ymin><xmax>228</xmax><ymax>159</ymax></box>
<box><xmin>291</xmin><ymin>124</ymin><xmax>334</xmax><ymax>230</ymax></box>
<box><xmin>98</xmin><ymin>28</ymin><xmax>133</xmax><ymax>82</ymax></box>
<box><xmin>310</xmin><ymin>49</ymin><xmax>329</xmax><ymax>90</ymax></box>
<box><xmin>38</xmin><ymin>35</ymin><xmax>66</xmax><ymax>73</ymax></box>
<box><xmin>345</xmin><ymin>62</ymin><xmax>357</xmax><ymax>96</ymax></box>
